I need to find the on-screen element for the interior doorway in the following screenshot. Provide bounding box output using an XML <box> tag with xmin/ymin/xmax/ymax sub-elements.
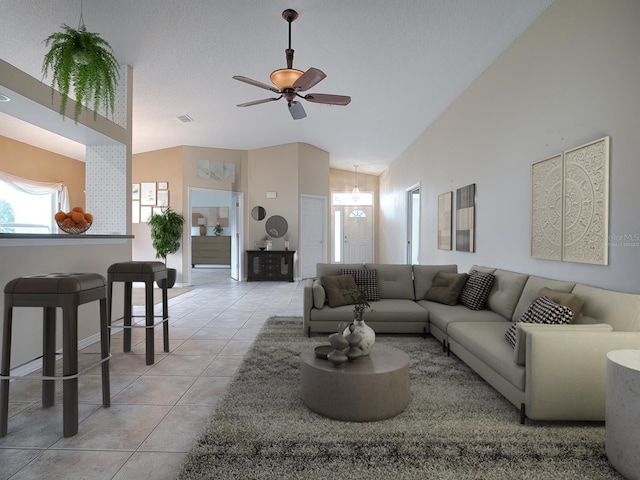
<box><xmin>187</xmin><ymin>187</ymin><xmax>243</xmax><ymax>286</ymax></box>
<box><xmin>407</xmin><ymin>185</ymin><xmax>420</xmax><ymax>264</ymax></box>
<box><xmin>300</xmin><ymin>194</ymin><xmax>327</xmax><ymax>278</ymax></box>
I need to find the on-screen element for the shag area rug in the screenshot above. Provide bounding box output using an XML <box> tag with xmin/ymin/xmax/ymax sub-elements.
<box><xmin>131</xmin><ymin>287</ymin><xmax>191</xmax><ymax>305</ymax></box>
<box><xmin>177</xmin><ymin>317</ymin><xmax>621</xmax><ymax>480</ymax></box>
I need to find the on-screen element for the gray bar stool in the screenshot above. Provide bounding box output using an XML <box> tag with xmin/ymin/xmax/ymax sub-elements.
<box><xmin>107</xmin><ymin>261</ymin><xmax>169</xmax><ymax>365</ymax></box>
<box><xmin>1</xmin><ymin>273</ymin><xmax>111</xmax><ymax>438</ymax></box>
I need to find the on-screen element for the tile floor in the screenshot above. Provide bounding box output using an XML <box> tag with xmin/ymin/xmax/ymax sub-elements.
<box><xmin>0</xmin><ymin>268</ymin><xmax>304</xmax><ymax>479</ymax></box>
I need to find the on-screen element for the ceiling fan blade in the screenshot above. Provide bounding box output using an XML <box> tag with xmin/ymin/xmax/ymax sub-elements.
<box><xmin>288</xmin><ymin>101</ymin><xmax>307</xmax><ymax>120</ymax></box>
<box><xmin>304</xmin><ymin>93</ymin><xmax>351</xmax><ymax>106</ymax></box>
<box><xmin>233</xmin><ymin>75</ymin><xmax>280</xmax><ymax>93</ymax></box>
<box><xmin>237</xmin><ymin>97</ymin><xmax>282</xmax><ymax>107</ymax></box>
<box><xmin>293</xmin><ymin>67</ymin><xmax>326</xmax><ymax>92</ymax></box>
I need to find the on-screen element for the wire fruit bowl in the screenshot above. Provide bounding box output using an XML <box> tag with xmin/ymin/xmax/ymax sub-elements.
<box><xmin>57</xmin><ymin>221</ymin><xmax>92</xmax><ymax>235</ymax></box>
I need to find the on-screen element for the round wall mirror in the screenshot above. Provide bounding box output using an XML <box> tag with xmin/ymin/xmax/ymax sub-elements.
<box><xmin>265</xmin><ymin>215</ymin><xmax>288</xmax><ymax>238</ymax></box>
<box><xmin>251</xmin><ymin>206</ymin><xmax>266</xmax><ymax>221</ymax></box>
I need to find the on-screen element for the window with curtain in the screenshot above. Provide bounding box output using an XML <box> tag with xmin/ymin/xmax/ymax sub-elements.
<box><xmin>0</xmin><ymin>171</ymin><xmax>69</xmax><ymax>233</ymax></box>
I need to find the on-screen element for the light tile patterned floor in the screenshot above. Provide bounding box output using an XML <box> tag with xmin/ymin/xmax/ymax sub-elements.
<box><xmin>0</xmin><ymin>268</ymin><xmax>304</xmax><ymax>480</ymax></box>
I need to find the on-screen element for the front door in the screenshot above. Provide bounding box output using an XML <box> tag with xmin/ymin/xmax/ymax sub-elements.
<box><xmin>341</xmin><ymin>205</ymin><xmax>373</xmax><ymax>264</ymax></box>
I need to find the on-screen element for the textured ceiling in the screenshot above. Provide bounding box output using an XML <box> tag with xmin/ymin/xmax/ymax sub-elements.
<box><xmin>0</xmin><ymin>0</ymin><xmax>553</xmax><ymax>175</ymax></box>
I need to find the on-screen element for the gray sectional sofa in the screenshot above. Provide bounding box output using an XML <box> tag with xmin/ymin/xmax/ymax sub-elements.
<box><xmin>303</xmin><ymin>263</ymin><xmax>640</xmax><ymax>422</ymax></box>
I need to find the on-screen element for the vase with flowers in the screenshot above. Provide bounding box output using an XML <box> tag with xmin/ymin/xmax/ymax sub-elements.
<box><xmin>342</xmin><ymin>287</ymin><xmax>375</xmax><ymax>355</ymax></box>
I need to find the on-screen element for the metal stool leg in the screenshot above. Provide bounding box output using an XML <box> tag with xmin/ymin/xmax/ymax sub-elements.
<box><xmin>42</xmin><ymin>306</ymin><xmax>56</xmax><ymax>407</ymax></box>
<box><xmin>123</xmin><ymin>281</ymin><xmax>133</xmax><ymax>352</ymax></box>
<box><xmin>62</xmin><ymin>296</ymin><xmax>78</xmax><ymax>438</ymax></box>
<box><xmin>0</xmin><ymin>303</ymin><xmax>13</xmax><ymax>437</ymax></box>
<box><xmin>162</xmin><ymin>284</ymin><xmax>169</xmax><ymax>353</ymax></box>
<box><xmin>99</xmin><ymin>297</ymin><xmax>111</xmax><ymax>408</ymax></box>
<box><xmin>144</xmin><ymin>279</ymin><xmax>155</xmax><ymax>365</ymax></box>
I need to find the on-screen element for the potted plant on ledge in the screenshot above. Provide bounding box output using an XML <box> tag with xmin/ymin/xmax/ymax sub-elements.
<box><xmin>148</xmin><ymin>207</ymin><xmax>185</xmax><ymax>288</ymax></box>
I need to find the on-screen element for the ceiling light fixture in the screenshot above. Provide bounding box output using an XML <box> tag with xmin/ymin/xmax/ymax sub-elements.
<box><xmin>0</xmin><ymin>94</ymin><xmax>11</xmax><ymax>102</ymax></box>
<box><xmin>352</xmin><ymin>165</ymin><xmax>360</xmax><ymax>202</ymax></box>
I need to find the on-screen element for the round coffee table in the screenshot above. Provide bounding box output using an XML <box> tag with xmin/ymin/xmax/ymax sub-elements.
<box><xmin>300</xmin><ymin>343</ymin><xmax>410</xmax><ymax>422</ymax></box>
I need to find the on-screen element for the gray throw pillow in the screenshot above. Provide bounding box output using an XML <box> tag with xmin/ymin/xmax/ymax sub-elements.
<box><xmin>424</xmin><ymin>272</ymin><xmax>469</xmax><ymax>306</ymax></box>
<box><xmin>312</xmin><ymin>279</ymin><xmax>326</xmax><ymax>309</ymax></box>
<box><xmin>322</xmin><ymin>274</ymin><xmax>357</xmax><ymax>308</ymax></box>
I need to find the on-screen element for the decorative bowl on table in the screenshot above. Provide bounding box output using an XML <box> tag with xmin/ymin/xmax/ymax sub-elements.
<box><xmin>57</xmin><ymin>220</ymin><xmax>92</xmax><ymax>234</ymax></box>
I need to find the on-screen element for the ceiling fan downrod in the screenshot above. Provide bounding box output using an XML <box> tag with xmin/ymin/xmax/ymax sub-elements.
<box><xmin>282</xmin><ymin>9</ymin><xmax>298</xmax><ymax>69</ymax></box>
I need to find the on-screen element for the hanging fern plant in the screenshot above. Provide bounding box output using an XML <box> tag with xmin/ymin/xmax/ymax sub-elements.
<box><xmin>42</xmin><ymin>21</ymin><xmax>120</xmax><ymax>122</ymax></box>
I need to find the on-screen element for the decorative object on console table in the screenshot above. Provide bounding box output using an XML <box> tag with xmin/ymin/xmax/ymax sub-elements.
<box><xmin>438</xmin><ymin>191</ymin><xmax>452</xmax><ymax>250</ymax></box>
<box><xmin>246</xmin><ymin>250</ymin><xmax>295</xmax><ymax>282</ymax></box>
<box><xmin>197</xmin><ymin>218</ymin><xmax>206</xmax><ymax>236</ymax></box>
<box><xmin>456</xmin><ymin>183</ymin><xmax>475</xmax><ymax>252</ymax></box>
<box><xmin>213</xmin><ymin>223</ymin><xmax>223</xmax><ymax>236</ymax></box>
<box><xmin>283</xmin><ymin>232</ymin><xmax>290</xmax><ymax>251</ymax></box>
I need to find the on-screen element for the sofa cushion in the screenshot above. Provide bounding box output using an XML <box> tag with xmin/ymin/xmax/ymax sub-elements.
<box><xmin>469</xmin><ymin>265</ymin><xmax>496</xmax><ymax>275</ymax></box>
<box><xmin>486</xmin><ymin>269</ymin><xmax>529</xmax><ymax>319</ymax></box>
<box><xmin>424</xmin><ymin>272</ymin><xmax>468</xmax><ymax>306</ymax></box>
<box><xmin>366</xmin><ymin>264</ymin><xmax>414</xmax><ymax>300</ymax></box>
<box><xmin>537</xmin><ymin>287</ymin><xmax>584</xmax><ymax>319</ymax></box>
<box><xmin>511</xmin><ymin>275</ymin><xmax>576</xmax><ymax>322</ymax></box>
<box><xmin>322</xmin><ymin>274</ymin><xmax>357</xmax><ymax>308</ymax></box>
<box><xmin>505</xmin><ymin>296</ymin><xmax>574</xmax><ymax>347</ymax></box>
<box><xmin>571</xmin><ymin>284</ymin><xmax>640</xmax><ymax>331</ymax></box>
<box><xmin>459</xmin><ymin>270</ymin><xmax>495</xmax><ymax>310</ymax></box>
<box><xmin>312</xmin><ymin>279</ymin><xmax>326</xmax><ymax>309</ymax></box>
<box><xmin>448</xmin><ymin>321</ymin><xmax>525</xmax><ymax>390</ymax></box>
<box><xmin>341</xmin><ymin>268</ymin><xmax>380</xmax><ymax>301</ymax></box>
<box><xmin>512</xmin><ymin>323</ymin><xmax>613</xmax><ymax>366</ymax></box>
<box><xmin>317</xmin><ymin>263</ymin><xmax>363</xmax><ymax>279</ymax></box>
<box><xmin>419</xmin><ymin>300</ymin><xmax>507</xmax><ymax>336</ymax></box>
<box><xmin>413</xmin><ymin>264</ymin><xmax>458</xmax><ymax>299</ymax></box>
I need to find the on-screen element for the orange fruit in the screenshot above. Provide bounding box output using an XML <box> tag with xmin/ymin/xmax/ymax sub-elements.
<box><xmin>72</xmin><ymin>206</ymin><xmax>84</xmax><ymax>213</ymax></box>
<box><xmin>71</xmin><ymin>211</ymin><xmax>84</xmax><ymax>222</ymax></box>
<box><xmin>84</xmin><ymin>213</ymin><xmax>93</xmax><ymax>223</ymax></box>
<box><xmin>76</xmin><ymin>218</ymin><xmax>88</xmax><ymax>229</ymax></box>
<box><xmin>54</xmin><ymin>211</ymin><xmax>67</xmax><ymax>222</ymax></box>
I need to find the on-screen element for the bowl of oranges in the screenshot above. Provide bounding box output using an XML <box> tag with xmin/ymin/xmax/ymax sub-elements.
<box><xmin>55</xmin><ymin>207</ymin><xmax>93</xmax><ymax>234</ymax></box>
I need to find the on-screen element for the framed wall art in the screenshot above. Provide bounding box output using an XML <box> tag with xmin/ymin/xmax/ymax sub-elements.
<box><xmin>530</xmin><ymin>154</ymin><xmax>563</xmax><ymax>261</ymax></box>
<box><xmin>157</xmin><ymin>190</ymin><xmax>169</xmax><ymax>207</ymax></box>
<box><xmin>158</xmin><ymin>181</ymin><xmax>168</xmax><ymax>190</ymax></box>
<box><xmin>140</xmin><ymin>182</ymin><xmax>156</xmax><ymax>206</ymax></box>
<box><xmin>132</xmin><ymin>183</ymin><xmax>140</xmax><ymax>201</ymax></box>
<box><xmin>456</xmin><ymin>184</ymin><xmax>475</xmax><ymax>252</ymax></box>
<box><xmin>437</xmin><ymin>191</ymin><xmax>452</xmax><ymax>250</ymax></box>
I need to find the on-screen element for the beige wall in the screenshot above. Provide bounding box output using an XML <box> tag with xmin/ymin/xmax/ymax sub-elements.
<box><xmin>0</xmin><ymin>134</ymin><xmax>85</xmax><ymax>209</ymax></box>
<box><xmin>378</xmin><ymin>0</ymin><xmax>640</xmax><ymax>292</ymax></box>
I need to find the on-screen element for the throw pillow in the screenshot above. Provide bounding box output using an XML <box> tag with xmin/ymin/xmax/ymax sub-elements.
<box><xmin>537</xmin><ymin>287</ymin><xmax>584</xmax><ymax>320</ymax></box>
<box><xmin>504</xmin><ymin>295</ymin><xmax>575</xmax><ymax>347</ymax></box>
<box><xmin>322</xmin><ymin>274</ymin><xmax>357</xmax><ymax>308</ymax></box>
<box><xmin>341</xmin><ymin>268</ymin><xmax>380</xmax><ymax>301</ymax></box>
<box><xmin>312</xmin><ymin>279</ymin><xmax>326</xmax><ymax>309</ymax></box>
<box><xmin>459</xmin><ymin>270</ymin><xmax>495</xmax><ymax>310</ymax></box>
<box><xmin>424</xmin><ymin>272</ymin><xmax>469</xmax><ymax>306</ymax></box>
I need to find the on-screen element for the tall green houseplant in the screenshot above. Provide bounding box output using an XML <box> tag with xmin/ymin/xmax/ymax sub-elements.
<box><xmin>148</xmin><ymin>207</ymin><xmax>185</xmax><ymax>265</ymax></box>
<box><xmin>42</xmin><ymin>22</ymin><xmax>120</xmax><ymax>122</ymax></box>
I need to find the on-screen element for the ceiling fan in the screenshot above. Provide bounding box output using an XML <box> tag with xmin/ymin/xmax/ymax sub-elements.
<box><xmin>233</xmin><ymin>9</ymin><xmax>351</xmax><ymax>120</ymax></box>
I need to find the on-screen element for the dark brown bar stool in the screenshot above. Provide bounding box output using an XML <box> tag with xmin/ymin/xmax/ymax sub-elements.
<box><xmin>107</xmin><ymin>262</ymin><xmax>169</xmax><ymax>365</ymax></box>
<box><xmin>1</xmin><ymin>273</ymin><xmax>111</xmax><ymax>438</ymax></box>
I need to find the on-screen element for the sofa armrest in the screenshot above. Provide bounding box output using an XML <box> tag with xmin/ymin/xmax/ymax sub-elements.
<box><xmin>302</xmin><ymin>278</ymin><xmax>315</xmax><ymax>335</ymax></box>
<box><xmin>524</xmin><ymin>330</ymin><xmax>640</xmax><ymax>420</ymax></box>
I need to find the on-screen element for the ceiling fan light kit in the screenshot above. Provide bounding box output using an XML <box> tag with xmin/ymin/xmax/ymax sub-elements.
<box><xmin>233</xmin><ymin>8</ymin><xmax>351</xmax><ymax>120</ymax></box>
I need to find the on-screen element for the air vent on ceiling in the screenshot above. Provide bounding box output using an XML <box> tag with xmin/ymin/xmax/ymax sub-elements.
<box><xmin>177</xmin><ymin>114</ymin><xmax>194</xmax><ymax>123</ymax></box>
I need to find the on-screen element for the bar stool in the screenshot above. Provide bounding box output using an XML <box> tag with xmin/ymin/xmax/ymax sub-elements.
<box><xmin>1</xmin><ymin>273</ymin><xmax>111</xmax><ymax>438</ymax></box>
<box><xmin>107</xmin><ymin>261</ymin><xmax>169</xmax><ymax>365</ymax></box>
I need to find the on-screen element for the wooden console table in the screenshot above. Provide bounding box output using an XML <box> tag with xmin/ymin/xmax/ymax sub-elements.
<box><xmin>192</xmin><ymin>236</ymin><xmax>231</xmax><ymax>266</ymax></box>
<box><xmin>246</xmin><ymin>250</ymin><xmax>295</xmax><ymax>282</ymax></box>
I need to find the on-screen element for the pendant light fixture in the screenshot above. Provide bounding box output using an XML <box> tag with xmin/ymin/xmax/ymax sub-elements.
<box><xmin>352</xmin><ymin>165</ymin><xmax>360</xmax><ymax>203</ymax></box>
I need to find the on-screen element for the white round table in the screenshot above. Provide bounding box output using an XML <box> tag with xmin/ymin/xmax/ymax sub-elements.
<box><xmin>300</xmin><ymin>343</ymin><xmax>410</xmax><ymax>422</ymax></box>
<box><xmin>606</xmin><ymin>349</ymin><xmax>640</xmax><ymax>479</ymax></box>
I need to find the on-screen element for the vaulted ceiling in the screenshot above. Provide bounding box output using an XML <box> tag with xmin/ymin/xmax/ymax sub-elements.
<box><xmin>0</xmin><ymin>0</ymin><xmax>553</xmax><ymax>174</ymax></box>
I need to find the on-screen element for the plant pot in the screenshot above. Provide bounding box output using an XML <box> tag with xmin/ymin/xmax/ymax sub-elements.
<box><xmin>157</xmin><ymin>268</ymin><xmax>177</xmax><ymax>289</ymax></box>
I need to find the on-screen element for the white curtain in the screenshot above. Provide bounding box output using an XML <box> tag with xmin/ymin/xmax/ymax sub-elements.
<box><xmin>0</xmin><ymin>171</ymin><xmax>70</xmax><ymax>212</ymax></box>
